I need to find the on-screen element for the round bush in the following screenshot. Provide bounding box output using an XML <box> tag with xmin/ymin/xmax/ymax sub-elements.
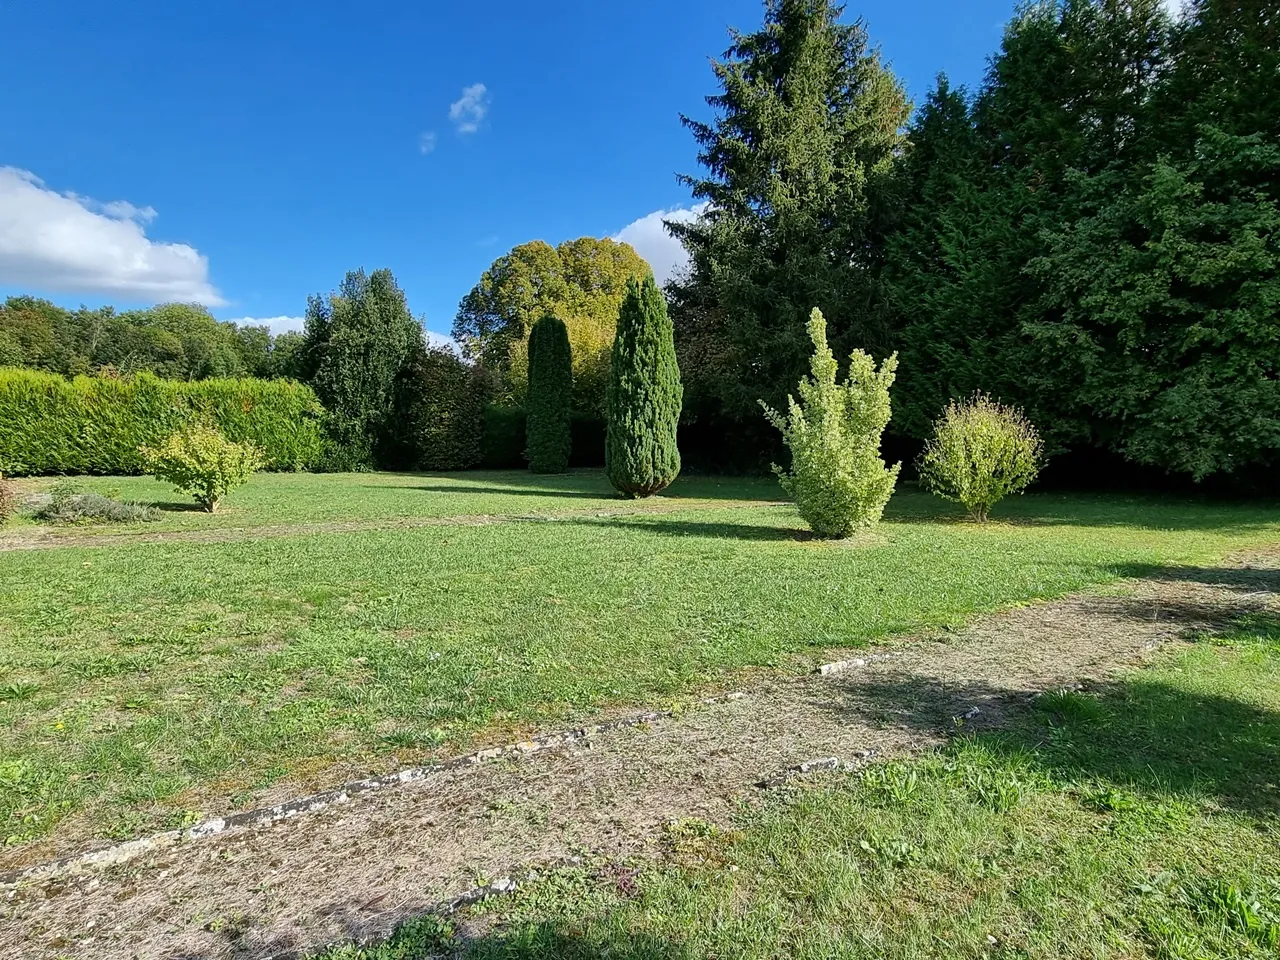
<box><xmin>918</xmin><ymin>393</ymin><xmax>1043</xmax><ymax>522</ymax></box>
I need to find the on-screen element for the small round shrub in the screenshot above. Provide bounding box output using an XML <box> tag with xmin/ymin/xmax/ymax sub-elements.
<box><xmin>918</xmin><ymin>393</ymin><xmax>1043</xmax><ymax>522</ymax></box>
<box><xmin>142</xmin><ymin>424</ymin><xmax>264</xmax><ymax>513</ymax></box>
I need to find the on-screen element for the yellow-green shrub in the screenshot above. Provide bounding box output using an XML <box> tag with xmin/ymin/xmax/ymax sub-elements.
<box><xmin>918</xmin><ymin>393</ymin><xmax>1043</xmax><ymax>521</ymax></box>
<box><xmin>142</xmin><ymin>425</ymin><xmax>264</xmax><ymax>513</ymax></box>
<box><xmin>762</xmin><ymin>309</ymin><xmax>900</xmax><ymax>538</ymax></box>
<box><xmin>0</xmin><ymin>367</ymin><xmax>324</xmax><ymax>476</ymax></box>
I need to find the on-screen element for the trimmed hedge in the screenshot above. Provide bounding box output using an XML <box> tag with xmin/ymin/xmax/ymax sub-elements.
<box><xmin>0</xmin><ymin>367</ymin><xmax>326</xmax><ymax>476</ymax></box>
<box><xmin>481</xmin><ymin>405</ymin><xmax>526</xmax><ymax>469</ymax></box>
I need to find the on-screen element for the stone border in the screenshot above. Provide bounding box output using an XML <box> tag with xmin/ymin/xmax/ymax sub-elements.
<box><xmin>0</xmin><ymin>692</ymin><xmax>749</xmax><ymax>889</ymax></box>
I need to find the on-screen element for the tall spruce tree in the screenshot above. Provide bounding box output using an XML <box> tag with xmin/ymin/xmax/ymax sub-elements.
<box><xmin>1028</xmin><ymin>0</ymin><xmax>1279</xmax><ymax>479</ymax></box>
<box><xmin>310</xmin><ymin>269</ymin><xmax>424</xmax><ymax>468</ymax></box>
<box><xmin>606</xmin><ymin>276</ymin><xmax>683</xmax><ymax>497</ymax></box>
<box><xmin>668</xmin><ymin>0</ymin><xmax>909</xmax><ymax>464</ymax></box>
<box><xmin>525</xmin><ymin>315</ymin><xmax>573</xmax><ymax>473</ymax></box>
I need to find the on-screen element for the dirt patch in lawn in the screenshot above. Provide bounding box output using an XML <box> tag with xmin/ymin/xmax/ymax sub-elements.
<box><xmin>3</xmin><ymin>549</ymin><xmax>1277</xmax><ymax>959</ymax></box>
<box><xmin>0</xmin><ymin>497</ymin><xmax>785</xmax><ymax>552</ymax></box>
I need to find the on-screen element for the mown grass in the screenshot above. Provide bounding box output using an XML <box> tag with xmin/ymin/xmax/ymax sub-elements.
<box><xmin>0</xmin><ymin>472</ymin><xmax>1276</xmax><ymax>854</ymax></box>
<box><xmin>7</xmin><ymin>469</ymin><xmax>779</xmax><ymax>534</ymax></box>
<box><xmin>322</xmin><ymin>620</ymin><xmax>1280</xmax><ymax>960</ymax></box>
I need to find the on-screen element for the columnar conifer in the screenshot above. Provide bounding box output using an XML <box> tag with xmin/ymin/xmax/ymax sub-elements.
<box><xmin>526</xmin><ymin>315</ymin><xmax>573</xmax><ymax>473</ymax></box>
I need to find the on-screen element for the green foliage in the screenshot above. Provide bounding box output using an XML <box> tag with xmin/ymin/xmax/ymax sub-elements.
<box><xmin>142</xmin><ymin>424</ymin><xmax>264</xmax><ymax>513</ymax></box>
<box><xmin>481</xmin><ymin>405</ymin><xmax>527</xmax><ymax>469</ymax></box>
<box><xmin>0</xmin><ymin>367</ymin><xmax>323</xmax><ymax>476</ymax></box>
<box><xmin>453</xmin><ymin>238</ymin><xmax>651</xmax><ymax>414</ymax></box>
<box><xmin>669</xmin><ymin>0</ymin><xmax>910</xmax><ymax>450</ymax></box>
<box><xmin>525</xmin><ymin>316</ymin><xmax>573</xmax><ymax>473</ymax></box>
<box><xmin>306</xmin><ymin>269</ymin><xmax>425</xmax><ymax>468</ymax></box>
<box><xmin>762</xmin><ymin>309</ymin><xmax>900</xmax><ymax>537</ymax></box>
<box><xmin>0</xmin><ymin>297</ymin><xmax>295</xmax><ymax>380</ymax></box>
<box><xmin>393</xmin><ymin>345</ymin><xmax>485</xmax><ymax>471</ymax></box>
<box><xmin>34</xmin><ymin>481</ymin><xmax>160</xmax><ymax>525</ymax></box>
<box><xmin>1030</xmin><ymin>131</ymin><xmax>1280</xmax><ymax>480</ymax></box>
<box><xmin>605</xmin><ymin>276</ymin><xmax>683</xmax><ymax>497</ymax></box>
<box><xmin>0</xmin><ymin>473</ymin><xmax>17</xmax><ymax>525</ymax></box>
<box><xmin>918</xmin><ymin>394</ymin><xmax>1043</xmax><ymax>522</ymax></box>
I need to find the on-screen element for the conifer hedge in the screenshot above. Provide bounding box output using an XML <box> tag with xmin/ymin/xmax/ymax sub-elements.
<box><xmin>606</xmin><ymin>276</ymin><xmax>683</xmax><ymax>497</ymax></box>
<box><xmin>0</xmin><ymin>367</ymin><xmax>326</xmax><ymax>476</ymax></box>
<box><xmin>525</xmin><ymin>315</ymin><xmax>573</xmax><ymax>473</ymax></box>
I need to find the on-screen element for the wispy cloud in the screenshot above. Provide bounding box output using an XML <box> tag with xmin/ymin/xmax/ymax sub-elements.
<box><xmin>0</xmin><ymin>166</ymin><xmax>224</xmax><ymax>305</ymax></box>
<box><xmin>419</xmin><ymin>131</ymin><xmax>438</xmax><ymax>155</ymax></box>
<box><xmin>449</xmin><ymin>83</ymin><xmax>489</xmax><ymax>135</ymax></box>
<box><xmin>611</xmin><ymin>203</ymin><xmax>708</xmax><ymax>287</ymax></box>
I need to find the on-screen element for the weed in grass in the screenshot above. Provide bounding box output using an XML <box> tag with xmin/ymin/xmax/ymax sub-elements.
<box><xmin>34</xmin><ymin>482</ymin><xmax>160</xmax><ymax>525</ymax></box>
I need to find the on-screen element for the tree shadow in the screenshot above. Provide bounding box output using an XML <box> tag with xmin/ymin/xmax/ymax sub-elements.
<box><xmin>882</xmin><ymin>488</ymin><xmax>1280</xmax><ymax>534</ymax></box>
<box><xmin>378</xmin><ymin>484</ymin><xmax>608</xmax><ymax>500</ymax></box>
<box><xmin>1108</xmin><ymin>562</ymin><xmax>1280</xmax><ymax>594</ymax></box>
<box><xmin>561</xmin><ymin>516</ymin><xmax>814</xmax><ymax>542</ymax></box>
<box><xmin>810</xmin><ymin>642</ymin><xmax>1280</xmax><ymax>821</ymax></box>
<box><xmin>173</xmin><ymin>900</ymin><xmax>683</xmax><ymax>960</ymax></box>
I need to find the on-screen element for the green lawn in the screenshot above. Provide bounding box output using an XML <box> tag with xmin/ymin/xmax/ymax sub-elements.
<box><xmin>321</xmin><ymin>618</ymin><xmax>1280</xmax><ymax>960</ymax></box>
<box><xmin>10</xmin><ymin>469</ymin><xmax>779</xmax><ymax>534</ymax></box>
<box><xmin>0</xmin><ymin>472</ymin><xmax>1276</xmax><ymax>855</ymax></box>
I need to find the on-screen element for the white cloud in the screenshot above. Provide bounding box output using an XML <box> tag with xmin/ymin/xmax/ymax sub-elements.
<box><xmin>426</xmin><ymin>329</ymin><xmax>459</xmax><ymax>354</ymax></box>
<box><xmin>226</xmin><ymin>315</ymin><xmax>305</xmax><ymax>335</ymax></box>
<box><xmin>1160</xmin><ymin>0</ymin><xmax>1185</xmax><ymax>15</ymax></box>
<box><xmin>449</xmin><ymin>83</ymin><xmax>489</xmax><ymax>134</ymax></box>
<box><xmin>419</xmin><ymin>131</ymin><xmax>438</xmax><ymax>154</ymax></box>
<box><xmin>0</xmin><ymin>167</ymin><xmax>224</xmax><ymax>305</ymax></box>
<box><xmin>611</xmin><ymin>203</ymin><xmax>708</xmax><ymax>287</ymax></box>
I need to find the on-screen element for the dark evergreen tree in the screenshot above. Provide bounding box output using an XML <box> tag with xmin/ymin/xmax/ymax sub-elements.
<box><xmin>393</xmin><ymin>344</ymin><xmax>485</xmax><ymax>472</ymax></box>
<box><xmin>310</xmin><ymin>268</ymin><xmax>424</xmax><ymax>468</ymax></box>
<box><xmin>525</xmin><ymin>314</ymin><xmax>573</xmax><ymax>473</ymax></box>
<box><xmin>606</xmin><ymin>276</ymin><xmax>683</xmax><ymax>497</ymax></box>
<box><xmin>1027</xmin><ymin>0</ymin><xmax>1279</xmax><ymax>479</ymax></box>
<box><xmin>668</xmin><ymin>0</ymin><xmax>909</xmax><ymax>462</ymax></box>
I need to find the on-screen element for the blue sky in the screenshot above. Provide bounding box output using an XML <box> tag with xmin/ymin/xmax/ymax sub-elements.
<box><xmin>0</xmin><ymin>0</ymin><xmax>1022</xmax><ymax>342</ymax></box>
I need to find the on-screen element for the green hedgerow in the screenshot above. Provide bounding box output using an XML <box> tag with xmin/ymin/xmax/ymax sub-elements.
<box><xmin>605</xmin><ymin>275</ymin><xmax>682</xmax><ymax>498</ymax></box>
<box><xmin>918</xmin><ymin>393</ymin><xmax>1043</xmax><ymax>522</ymax></box>
<box><xmin>763</xmin><ymin>308</ymin><xmax>900</xmax><ymax>538</ymax></box>
<box><xmin>142</xmin><ymin>424</ymin><xmax>264</xmax><ymax>513</ymax></box>
<box><xmin>526</xmin><ymin>315</ymin><xmax>573</xmax><ymax>474</ymax></box>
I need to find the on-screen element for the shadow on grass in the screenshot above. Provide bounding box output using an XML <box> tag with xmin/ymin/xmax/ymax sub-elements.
<box><xmin>184</xmin><ymin>905</ymin><xmax>680</xmax><ymax>960</ymax></box>
<box><xmin>375</xmin><ymin>484</ymin><xmax>610</xmax><ymax>500</ymax></box>
<box><xmin>813</xmin><ymin>628</ymin><xmax>1280</xmax><ymax>822</ymax></box>
<box><xmin>562</xmin><ymin>515</ymin><xmax>813</xmax><ymax>542</ymax></box>
<box><xmin>883</xmin><ymin>490</ymin><xmax>1280</xmax><ymax>534</ymax></box>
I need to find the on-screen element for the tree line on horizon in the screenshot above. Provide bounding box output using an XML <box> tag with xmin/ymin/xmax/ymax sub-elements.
<box><xmin>665</xmin><ymin>0</ymin><xmax>1277</xmax><ymax>481</ymax></box>
<box><xmin>2</xmin><ymin>0</ymin><xmax>1274</xmax><ymax>484</ymax></box>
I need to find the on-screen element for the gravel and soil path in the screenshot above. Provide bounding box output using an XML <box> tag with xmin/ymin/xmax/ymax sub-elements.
<box><xmin>3</xmin><ymin>548</ymin><xmax>1276</xmax><ymax>960</ymax></box>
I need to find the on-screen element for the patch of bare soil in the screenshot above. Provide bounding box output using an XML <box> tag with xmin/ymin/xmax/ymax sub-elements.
<box><xmin>0</xmin><ymin>497</ymin><xmax>783</xmax><ymax>552</ymax></box>
<box><xmin>3</xmin><ymin>550</ymin><xmax>1277</xmax><ymax>960</ymax></box>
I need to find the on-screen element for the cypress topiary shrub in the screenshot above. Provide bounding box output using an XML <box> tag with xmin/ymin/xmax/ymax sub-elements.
<box><xmin>762</xmin><ymin>309</ymin><xmax>900</xmax><ymax>538</ymax></box>
<box><xmin>0</xmin><ymin>367</ymin><xmax>325</xmax><ymax>476</ymax></box>
<box><xmin>605</xmin><ymin>275</ymin><xmax>682</xmax><ymax>497</ymax></box>
<box><xmin>525</xmin><ymin>315</ymin><xmax>573</xmax><ymax>473</ymax></box>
